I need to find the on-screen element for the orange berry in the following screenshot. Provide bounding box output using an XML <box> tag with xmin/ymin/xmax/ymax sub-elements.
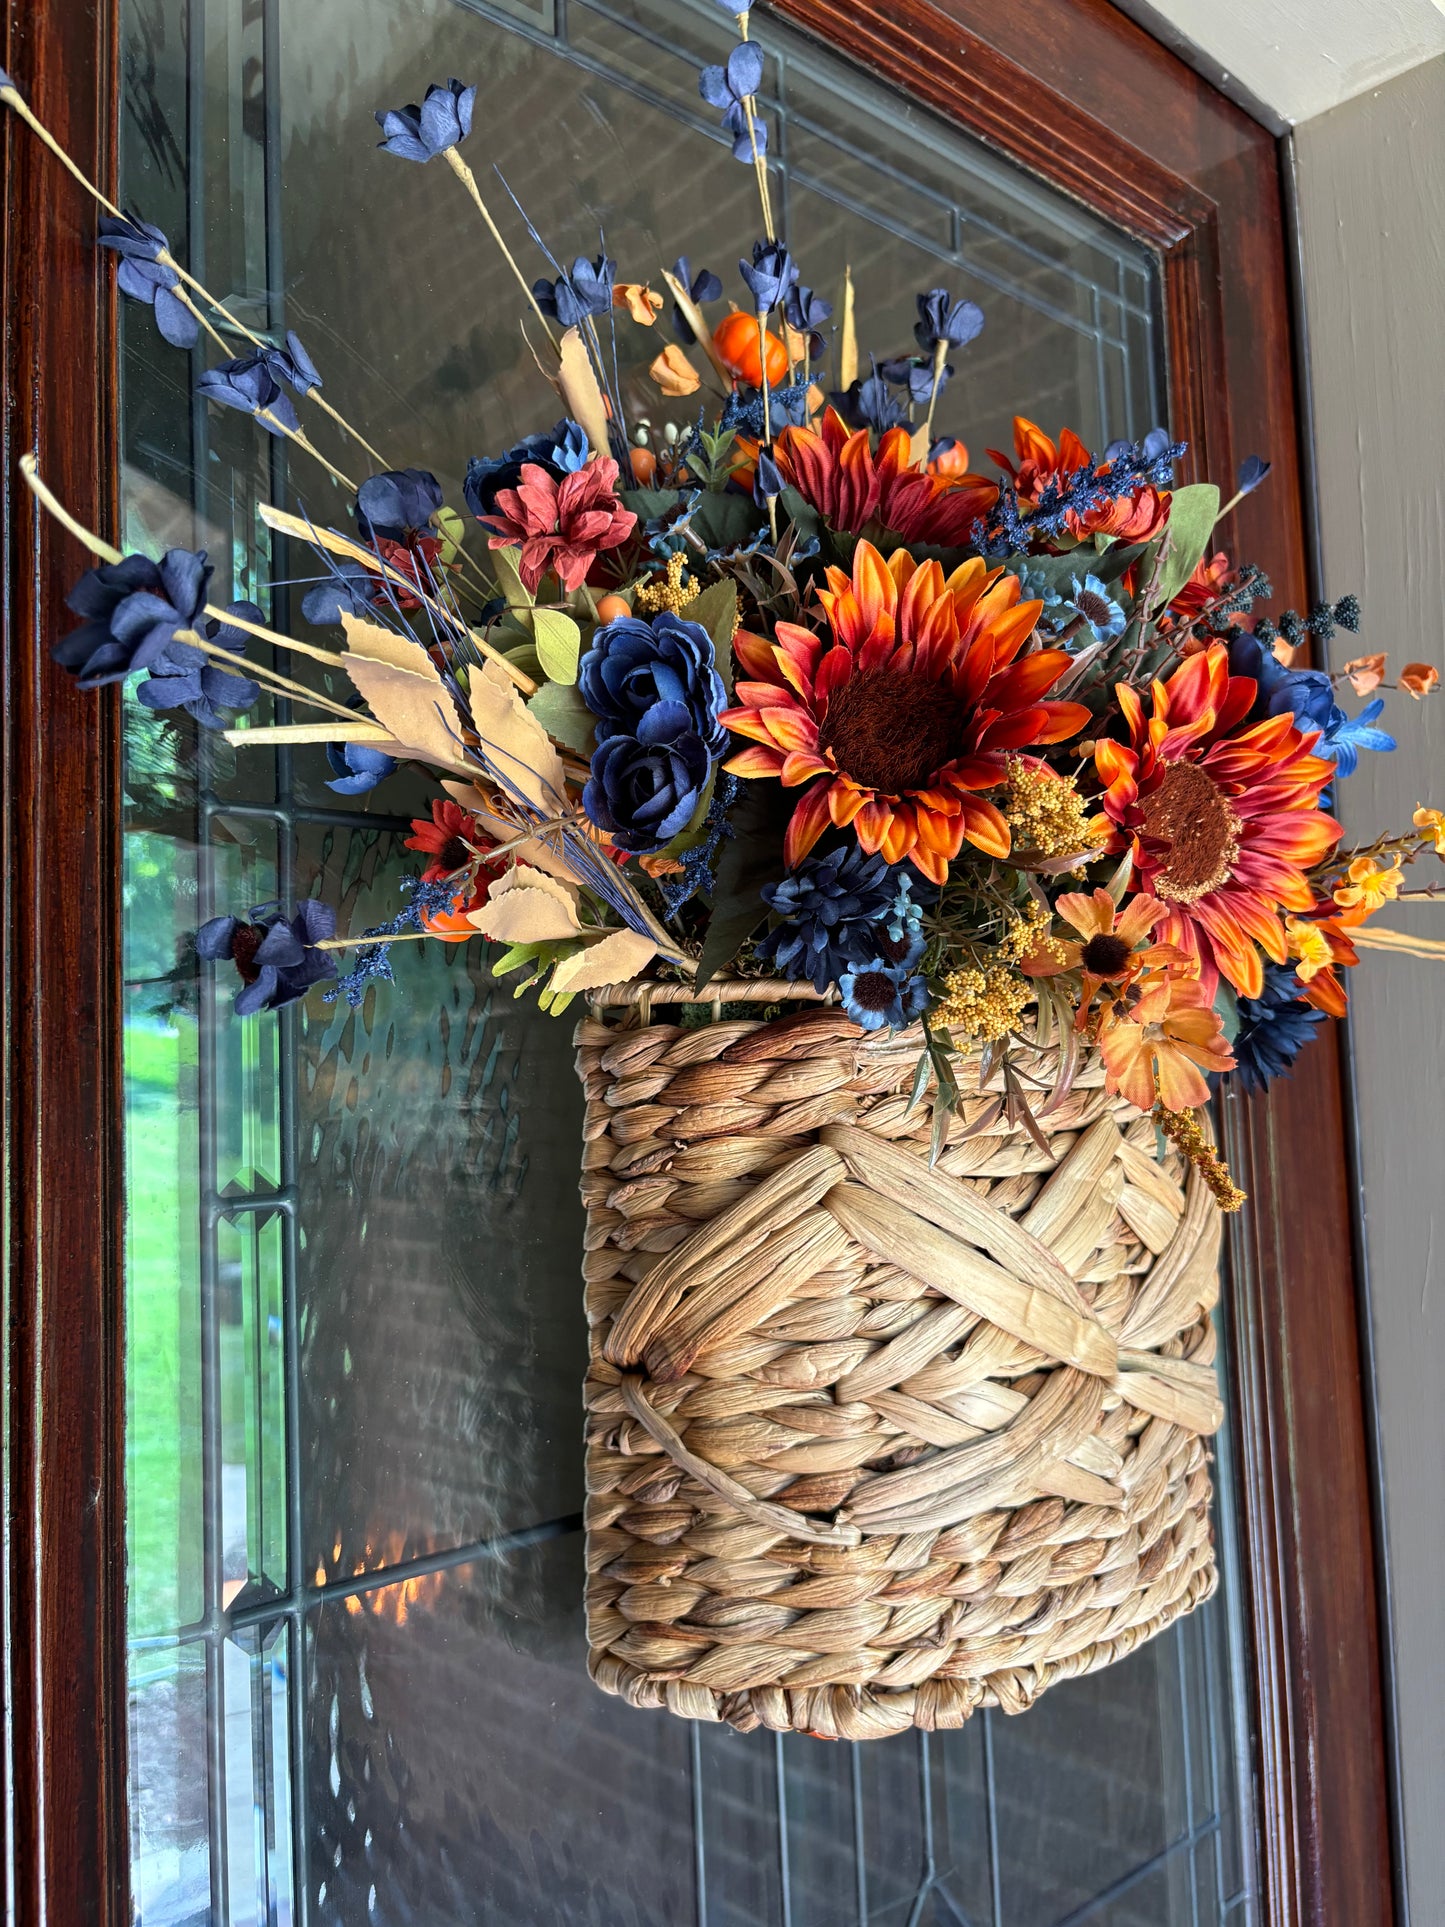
<box><xmin>713</xmin><ymin>311</ymin><xmax>788</xmax><ymax>387</ymax></box>
<box><xmin>628</xmin><ymin>445</ymin><xmax>658</xmax><ymax>486</ymax></box>
<box><xmin>595</xmin><ymin>594</ymin><xmax>633</xmax><ymax>624</ymax></box>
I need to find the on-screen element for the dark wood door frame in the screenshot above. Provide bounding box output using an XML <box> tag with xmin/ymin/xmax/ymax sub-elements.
<box><xmin>1</xmin><ymin>0</ymin><xmax>1393</xmax><ymax>1920</ymax></box>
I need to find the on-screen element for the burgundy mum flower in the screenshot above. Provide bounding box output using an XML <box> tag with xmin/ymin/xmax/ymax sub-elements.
<box><xmin>480</xmin><ymin>456</ymin><xmax>636</xmax><ymax>594</ymax></box>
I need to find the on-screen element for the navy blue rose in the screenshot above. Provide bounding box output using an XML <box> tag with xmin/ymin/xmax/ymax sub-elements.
<box><xmin>583</xmin><ymin>714</ymin><xmax>714</xmax><ymax>855</ymax></box>
<box><xmin>578</xmin><ymin>610</ymin><xmax>727</xmax><ymax>758</ymax></box>
<box><xmin>463</xmin><ymin>419</ymin><xmax>589</xmax><ymax>522</ymax></box>
<box><xmin>195</xmin><ymin>899</ymin><xmax>338</xmax><ymax>1015</ymax></box>
<box><xmin>54</xmin><ymin>547</ymin><xmax>212</xmax><ymax>688</ymax></box>
<box><xmin>136</xmin><ymin>599</ymin><xmax>263</xmax><ymax>730</ymax></box>
<box><xmin>1228</xmin><ymin>630</ymin><xmax>1335</xmax><ymax>732</ymax></box>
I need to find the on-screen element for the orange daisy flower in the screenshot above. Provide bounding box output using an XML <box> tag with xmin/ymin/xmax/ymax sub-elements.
<box><xmin>1022</xmin><ymin>887</ymin><xmax>1187</xmax><ymax>1025</ymax></box>
<box><xmin>986</xmin><ymin>416</ymin><xmax>1170</xmax><ymax>542</ymax></box>
<box><xmin>773</xmin><ymin>408</ymin><xmax>997</xmax><ymax>548</ymax></box>
<box><xmin>720</xmin><ymin>540</ymin><xmax>1090</xmax><ymax>882</ymax></box>
<box><xmin>1094</xmin><ymin>642</ymin><xmax>1342</xmax><ymax>999</ymax></box>
<box><xmin>1097</xmin><ymin>972</ymin><xmax>1236</xmax><ymax>1113</ymax></box>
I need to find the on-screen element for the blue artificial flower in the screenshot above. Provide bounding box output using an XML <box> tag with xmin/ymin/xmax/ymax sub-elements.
<box><xmin>533</xmin><ymin>254</ymin><xmax>615</xmax><ymax>328</ymax></box>
<box><xmin>463</xmin><ymin>420</ymin><xmax>590</xmax><ymax>521</ymax></box>
<box><xmin>879</xmin><ymin>871</ymin><xmax>931</xmax><ymax>972</ymax></box>
<box><xmin>739</xmin><ymin>239</ymin><xmax>797</xmax><ymax>314</ymax></box>
<box><xmin>1317</xmin><ymin>697</ymin><xmax>1396</xmax><ymax>778</ymax></box>
<box><xmin>197</xmin><ymin>899</ymin><xmax>338</xmax><ymax>1015</ymax></box>
<box><xmin>754</xmin><ymin>447</ymin><xmax>783</xmax><ymax>505</ymax></box>
<box><xmin>839</xmin><ymin>960</ymin><xmax>930</xmax><ymax>1032</ymax></box>
<box><xmin>53</xmin><ymin>548</ymin><xmax>212</xmax><ymax>688</ymax></box>
<box><xmin>913</xmin><ymin>289</ymin><xmax>985</xmax><ymax>353</ymax></box>
<box><xmin>1228</xmin><ymin>964</ymin><xmax>1326</xmax><ymax>1094</ymax></box>
<box><xmin>135</xmin><ymin>598</ymin><xmax>263</xmax><ymax>730</ymax></box>
<box><xmin>375</xmin><ymin>78</ymin><xmax>475</xmax><ymax>162</ymax></box>
<box><xmin>578</xmin><ymin>609</ymin><xmax>727</xmax><ymax>758</ymax></box>
<box><xmin>1012</xmin><ymin>561</ymin><xmax>1064</xmax><ymax>620</ymax></box>
<box><xmin>880</xmin><ymin>354</ymin><xmax>952</xmax><ymax>408</ymax></box>
<box><xmin>95</xmin><ymin>213</ymin><xmax>198</xmax><ymax>349</ymax></box>
<box><xmin>583</xmin><ymin>716</ymin><xmax>714</xmax><ymax>855</ymax></box>
<box><xmin>721</xmin><ymin>376</ymin><xmax>811</xmax><ymax>439</ymax></box>
<box><xmin>783</xmin><ymin>282</ymin><xmax>832</xmax><ymax>360</ymax></box>
<box><xmin>301</xmin><ymin>554</ymin><xmax>385</xmax><ymax>626</ymax></box>
<box><xmin>326</xmin><ymin>740</ymin><xmax>398</xmax><ymax>794</ymax></box>
<box><xmin>699</xmin><ymin>42</ymin><xmax>768</xmax><ymax>162</ymax></box>
<box><xmin>1067</xmin><ymin>573</ymin><xmax>1127</xmax><ymax>642</ymax></box>
<box><xmin>1236</xmin><ymin>454</ymin><xmax>1272</xmax><ymax>496</ymax></box>
<box><xmin>197</xmin><ymin>353</ymin><xmax>300</xmax><ymax>435</ymax></box>
<box><xmin>670</xmin><ymin>256</ymin><xmax>723</xmax><ymax>342</ymax></box>
<box><xmin>756</xmin><ymin>846</ymin><xmax>897</xmax><ymax>994</ymax></box>
<box><xmin>355</xmin><ymin>468</ymin><xmax>443</xmax><ymax>543</ymax></box>
<box><xmin>830</xmin><ymin>369</ymin><xmax>908</xmax><ymax>435</ymax></box>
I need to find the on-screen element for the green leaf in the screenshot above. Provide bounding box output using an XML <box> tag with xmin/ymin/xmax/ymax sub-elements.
<box><xmin>678</xmin><ymin>578</ymin><xmax>738</xmax><ymax>693</ymax></box>
<box><xmin>1153</xmin><ymin>484</ymin><xmax>1220</xmax><ymax>611</ymax></box>
<box><xmin>904</xmin><ymin>1045</ymin><xmax>932</xmax><ymax>1121</ymax></box>
<box><xmin>693</xmin><ymin>780</ymin><xmax>791</xmax><ymax>992</ymax></box>
<box><xmin>533</xmin><ymin>608</ymin><xmax>581</xmax><ymax>684</ymax></box>
<box><xmin>433</xmin><ymin>506</ymin><xmax>467</xmax><ymax>567</ymax></box>
<box><xmin>502</xmin><ymin>642</ymin><xmax>544</xmax><ymax>682</ymax></box>
<box><xmin>1214</xmin><ymin>983</ymin><xmax>1241</xmax><ymax>1047</ymax></box>
<box><xmin>689</xmin><ymin>489</ymin><xmax>765</xmax><ymax>555</ymax></box>
<box><xmin>620</xmin><ymin>486</ymin><xmax>684</xmax><ymax>522</ymax></box>
<box><xmin>491</xmin><ymin>546</ymin><xmax>535</xmax><ymax>631</ymax></box>
<box><xmin>1104</xmin><ymin>847</ymin><xmax>1135</xmax><ymax>906</ymax></box>
<box><xmin>779</xmin><ymin>485</ymin><xmax>822</xmax><ymax>546</ymax></box>
<box><xmin>527</xmin><ymin>679</ymin><xmax>598</xmax><ymax>757</ymax></box>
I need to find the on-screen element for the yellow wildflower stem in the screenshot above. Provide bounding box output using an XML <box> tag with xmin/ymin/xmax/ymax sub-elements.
<box><xmin>442</xmin><ymin>147</ymin><xmax>561</xmax><ymax>354</ymax></box>
<box><xmin>736</xmin><ymin>14</ymin><xmax>776</xmax><ymax>242</ymax></box>
<box><xmin>1349</xmin><ymin>927</ymin><xmax>1445</xmax><ymax>960</ymax></box>
<box><xmin>920</xmin><ymin>339</ymin><xmax>950</xmax><ymax>445</ymax></box>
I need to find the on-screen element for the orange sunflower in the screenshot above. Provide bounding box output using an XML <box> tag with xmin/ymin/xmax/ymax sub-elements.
<box><xmin>987</xmin><ymin>416</ymin><xmax>1170</xmax><ymax>542</ymax></box>
<box><xmin>1094</xmin><ymin>642</ymin><xmax>1342</xmax><ymax>999</ymax></box>
<box><xmin>720</xmin><ymin>540</ymin><xmax>1090</xmax><ymax>882</ymax></box>
<box><xmin>1096</xmin><ymin>972</ymin><xmax>1236</xmax><ymax>1113</ymax></box>
<box><xmin>773</xmin><ymin>408</ymin><xmax>997</xmax><ymax>547</ymax></box>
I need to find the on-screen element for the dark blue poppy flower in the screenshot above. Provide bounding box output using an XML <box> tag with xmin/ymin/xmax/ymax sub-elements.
<box><xmin>96</xmin><ymin>213</ymin><xmax>198</xmax><ymax>349</ymax></box>
<box><xmin>839</xmin><ymin>960</ymin><xmax>929</xmax><ymax>1032</ymax></box>
<box><xmin>355</xmin><ymin>468</ymin><xmax>444</xmax><ymax>544</ymax></box>
<box><xmin>1228</xmin><ymin>964</ymin><xmax>1326</xmax><ymax>1094</ymax></box>
<box><xmin>326</xmin><ymin>740</ymin><xmax>399</xmax><ymax>794</ymax></box>
<box><xmin>532</xmin><ymin>254</ymin><xmax>615</xmax><ymax>328</ymax></box>
<box><xmin>583</xmin><ymin>715</ymin><xmax>714</xmax><ymax>855</ymax></box>
<box><xmin>756</xmin><ymin>846</ymin><xmax>897</xmax><ymax>994</ymax></box>
<box><xmin>135</xmin><ymin>598</ymin><xmax>263</xmax><ymax>730</ymax></box>
<box><xmin>739</xmin><ymin>239</ymin><xmax>797</xmax><ymax>314</ymax></box>
<box><xmin>830</xmin><ymin>371</ymin><xmax>908</xmax><ymax>435</ymax></box>
<box><xmin>1236</xmin><ymin>454</ymin><xmax>1272</xmax><ymax>495</ymax></box>
<box><xmin>53</xmin><ymin>548</ymin><xmax>212</xmax><ymax>688</ymax></box>
<box><xmin>375</xmin><ymin>78</ymin><xmax>475</xmax><ymax>162</ymax></box>
<box><xmin>913</xmin><ymin>289</ymin><xmax>984</xmax><ymax>353</ymax></box>
<box><xmin>197</xmin><ymin>354</ymin><xmax>300</xmax><ymax>435</ymax></box>
<box><xmin>783</xmin><ymin>282</ymin><xmax>832</xmax><ymax>358</ymax></box>
<box><xmin>578</xmin><ymin>610</ymin><xmax>727</xmax><ymax>758</ymax></box>
<box><xmin>699</xmin><ymin>42</ymin><xmax>768</xmax><ymax>162</ymax></box>
<box><xmin>196</xmin><ymin>899</ymin><xmax>338</xmax><ymax>1015</ymax></box>
<box><xmin>463</xmin><ymin>419</ymin><xmax>590</xmax><ymax>521</ymax></box>
<box><xmin>301</xmin><ymin>555</ymin><xmax>385</xmax><ymax>627</ymax></box>
<box><xmin>671</xmin><ymin>256</ymin><xmax>723</xmax><ymax>342</ymax></box>
<box><xmin>880</xmin><ymin>354</ymin><xmax>952</xmax><ymax>407</ymax></box>
<box><xmin>754</xmin><ymin>448</ymin><xmax>783</xmax><ymax>505</ymax></box>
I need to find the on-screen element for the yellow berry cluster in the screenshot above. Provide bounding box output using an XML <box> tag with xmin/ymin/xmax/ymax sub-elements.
<box><xmin>1155</xmin><ymin>1106</ymin><xmax>1247</xmax><ymax>1212</ymax></box>
<box><xmin>1001</xmin><ymin>897</ymin><xmax>1069</xmax><ymax>967</ymax></box>
<box><xmin>935</xmin><ymin>960</ymin><xmax>1032</xmax><ymax>1041</ymax></box>
<box><xmin>1003</xmin><ymin>758</ymin><xmax>1101</xmax><ymax>859</ymax></box>
<box><xmin>633</xmin><ymin>550</ymin><xmax>695</xmax><ymax>615</ymax></box>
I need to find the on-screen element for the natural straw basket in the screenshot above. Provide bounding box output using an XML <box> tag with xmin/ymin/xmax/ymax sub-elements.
<box><xmin>575</xmin><ymin>984</ymin><xmax>1224</xmax><ymax>1740</ymax></box>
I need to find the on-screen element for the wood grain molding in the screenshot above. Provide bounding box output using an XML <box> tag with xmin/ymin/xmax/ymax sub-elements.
<box><xmin>1</xmin><ymin>0</ymin><xmax>128</xmax><ymax>1920</ymax></box>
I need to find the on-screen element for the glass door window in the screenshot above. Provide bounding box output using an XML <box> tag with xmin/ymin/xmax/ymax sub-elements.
<box><xmin>119</xmin><ymin>1</ymin><xmax>1258</xmax><ymax>1920</ymax></box>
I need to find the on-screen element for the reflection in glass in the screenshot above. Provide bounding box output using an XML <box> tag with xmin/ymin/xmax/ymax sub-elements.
<box><xmin>118</xmin><ymin>0</ymin><xmax>1255</xmax><ymax>1921</ymax></box>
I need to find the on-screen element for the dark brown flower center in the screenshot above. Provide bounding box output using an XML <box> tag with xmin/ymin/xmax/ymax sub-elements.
<box><xmin>819</xmin><ymin>669</ymin><xmax>970</xmax><ymax>795</ymax></box>
<box><xmin>1138</xmin><ymin>759</ymin><xmax>1241</xmax><ymax>905</ymax></box>
<box><xmin>848</xmin><ymin>968</ymin><xmax>897</xmax><ymax>1012</ymax></box>
<box><xmin>1080</xmin><ymin>932</ymin><xmax>1132</xmax><ymax>977</ymax></box>
<box><xmin>230</xmin><ymin>923</ymin><xmax>266</xmax><ymax>985</ymax></box>
<box><xmin>877</xmin><ymin>931</ymin><xmax>913</xmax><ymax>966</ymax></box>
<box><xmin>1075</xmin><ymin>588</ymin><xmax>1114</xmax><ymax>628</ymax></box>
<box><xmin>439</xmin><ymin>834</ymin><xmax>472</xmax><ymax>872</ymax></box>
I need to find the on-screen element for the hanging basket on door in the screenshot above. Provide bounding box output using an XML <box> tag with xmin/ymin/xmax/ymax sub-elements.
<box><xmin>577</xmin><ymin>989</ymin><xmax>1223</xmax><ymax>1740</ymax></box>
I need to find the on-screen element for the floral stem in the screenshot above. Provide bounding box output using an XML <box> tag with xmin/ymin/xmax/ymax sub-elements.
<box><xmin>442</xmin><ymin>147</ymin><xmax>561</xmax><ymax>354</ymax></box>
<box><xmin>18</xmin><ymin>452</ymin><xmax>124</xmax><ymax>563</ymax></box>
<box><xmin>0</xmin><ymin>80</ymin><xmax>124</xmax><ymax>215</ymax></box>
<box><xmin>921</xmin><ymin>339</ymin><xmax>949</xmax><ymax>445</ymax></box>
<box><xmin>175</xmin><ymin>631</ymin><xmax>365</xmax><ymax>723</ymax></box>
<box><xmin>255</xmin><ymin>411</ymin><xmax>357</xmax><ymax>493</ymax></box>
<box><xmin>736</xmin><ymin>15</ymin><xmax>776</xmax><ymax>243</ymax></box>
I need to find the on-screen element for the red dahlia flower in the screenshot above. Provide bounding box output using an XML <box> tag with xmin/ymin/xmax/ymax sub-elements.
<box><xmin>773</xmin><ymin>408</ymin><xmax>997</xmax><ymax>547</ymax></box>
<box><xmin>480</xmin><ymin>455</ymin><xmax>636</xmax><ymax>594</ymax></box>
<box><xmin>720</xmin><ymin>540</ymin><xmax>1089</xmax><ymax>883</ymax></box>
<box><xmin>1094</xmin><ymin>642</ymin><xmax>1342</xmax><ymax>999</ymax></box>
<box><xmin>987</xmin><ymin>415</ymin><xmax>1170</xmax><ymax>542</ymax></box>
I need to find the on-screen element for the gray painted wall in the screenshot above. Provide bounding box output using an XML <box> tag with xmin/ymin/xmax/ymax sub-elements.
<box><xmin>1293</xmin><ymin>55</ymin><xmax>1445</xmax><ymax>1924</ymax></box>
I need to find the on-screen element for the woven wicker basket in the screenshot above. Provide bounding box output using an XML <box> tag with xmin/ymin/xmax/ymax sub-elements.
<box><xmin>575</xmin><ymin>984</ymin><xmax>1223</xmax><ymax>1740</ymax></box>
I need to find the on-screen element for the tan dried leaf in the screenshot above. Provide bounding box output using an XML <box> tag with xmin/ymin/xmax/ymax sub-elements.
<box><xmin>339</xmin><ymin>613</ymin><xmax>475</xmax><ymax>774</ymax></box>
<box><xmin>468</xmin><ymin>884</ymin><xmax>582</xmax><ymax>945</ymax></box>
<box><xmin>547</xmin><ymin>927</ymin><xmax>658</xmax><ymax>994</ymax></box>
<box><xmin>467</xmin><ymin>657</ymin><xmax>567</xmax><ymax>814</ymax></box>
<box><xmin>557</xmin><ymin>327</ymin><xmax>612</xmax><ymax>457</ymax></box>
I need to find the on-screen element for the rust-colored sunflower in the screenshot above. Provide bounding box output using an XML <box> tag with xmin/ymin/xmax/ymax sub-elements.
<box><xmin>1094</xmin><ymin>642</ymin><xmax>1342</xmax><ymax>998</ymax></box>
<box><xmin>720</xmin><ymin>540</ymin><xmax>1089</xmax><ymax>883</ymax></box>
<box><xmin>772</xmin><ymin>407</ymin><xmax>997</xmax><ymax>547</ymax></box>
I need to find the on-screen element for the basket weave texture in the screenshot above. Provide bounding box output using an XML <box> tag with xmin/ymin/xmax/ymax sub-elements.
<box><xmin>576</xmin><ymin>999</ymin><xmax>1223</xmax><ymax>1740</ymax></box>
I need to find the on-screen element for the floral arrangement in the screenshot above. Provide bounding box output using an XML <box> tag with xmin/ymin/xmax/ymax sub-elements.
<box><xmin>5</xmin><ymin>29</ymin><xmax>1440</xmax><ymax>1215</ymax></box>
